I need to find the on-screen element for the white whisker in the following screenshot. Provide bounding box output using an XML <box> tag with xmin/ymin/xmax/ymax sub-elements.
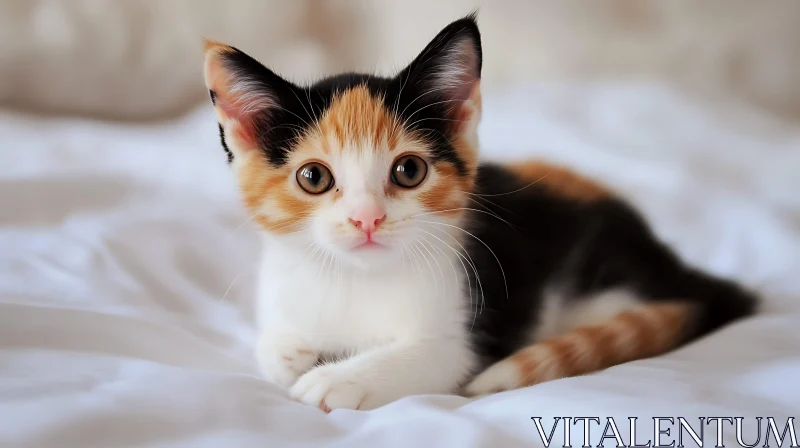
<box><xmin>267</xmin><ymin>103</ymin><xmax>313</xmax><ymax>130</ymax></box>
<box><xmin>219</xmin><ymin>271</ymin><xmax>245</xmax><ymax>303</ymax></box>
<box><xmin>397</xmin><ymin>85</ymin><xmax>453</xmax><ymax>123</ymax></box>
<box><xmin>417</xmin><ymin>228</ymin><xmax>484</xmax><ymax>327</ymax></box>
<box><xmin>401</xmin><ymin>98</ymin><xmax>463</xmax><ymax>128</ymax></box>
<box><xmin>303</xmin><ymin>86</ymin><xmax>326</xmax><ymax>138</ymax></box>
<box><xmin>403</xmin><ymin>241</ymin><xmax>424</xmax><ymax>278</ymax></box>
<box><xmin>407</xmin><ymin>207</ymin><xmax>517</xmax><ymax>229</ymax></box>
<box><xmin>418</xmin><ymin>233</ymin><xmax>457</xmax><ymax>280</ymax></box>
<box><xmin>470</xmin><ymin>174</ymin><xmax>550</xmax><ymax>197</ymax></box>
<box><xmin>418</xmin><ymin>232</ymin><xmax>460</xmax><ymax>302</ymax></box>
<box><xmin>233</xmin><ymin>211</ymin><xmax>259</xmax><ymax>232</ymax></box>
<box><xmin>461</xmin><ymin>192</ymin><xmax>519</xmax><ymax>219</ymax></box>
<box><xmin>416</xmin><ymin>220</ymin><xmax>500</xmax><ymax>311</ymax></box>
<box><xmin>287</xmin><ymin>87</ymin><xmax>315</xmax><ymax>127</ymax></box>
<box><xmin>325</xmin><ymin>247</ymin><xmax>336</xmax><ymax>282</ymax></box>
<box><xmin>411</xmin><ymin>239</ymin><xmax>438</xmax><ymax>291</ymax></box>
<box><xmin>417</xmin><ymin>237</ymin><xmax>445</xmax><ymax>289</ymax></box>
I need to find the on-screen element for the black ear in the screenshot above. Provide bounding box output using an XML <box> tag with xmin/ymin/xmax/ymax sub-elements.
<box><xmin>394</xmin><ymin>13</ymin><xmax>482</xmax><ymax>123</ymax></box>
<box><xmin>203</xmin><ymin>40</ymin><xmax>293</xmax><ymax>126</ymax></box>
<box><xmin>203</xmin><ymin>40</ymin><xmax>307</xmax><ymax>165</ymax></box>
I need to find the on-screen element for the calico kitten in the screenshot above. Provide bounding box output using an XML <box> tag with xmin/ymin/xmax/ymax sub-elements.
<box><xmin>202</xmin><ymin>14</ymin><xmax>758</xmax><ymax>411</ymax></box>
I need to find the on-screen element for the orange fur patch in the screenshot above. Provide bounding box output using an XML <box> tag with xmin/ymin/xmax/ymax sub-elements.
<box><xmin>418</xmin><ymin>162</ymin><xmax>469</xmax><ymax>216</ymax></box>
<box><xmin>202</xmin><ymin>39</ymin><xmax>233</xmax><ymax>55</ymax></box>
<box><xmin>291</xmin><ymin>85</ymin><xmax>419</xmax><ymax>166</ymax></box>
<box><xmin>318</xmin><ymin>86</ymin><xmax>400</xmax><ymax>151</ymax></box>
<box><xmin>236</xmin><ymin>152</ymin><xmax>312</xmax><ymax>234</ymax></box>
<box><xmin>449</xmin><ymin>82</ymin><xmax>482</xmax><ymax>136</ymax></box>
<box><xmin>506</xmin><ymin>161</ymin><xmax>611</xmax><ymax>201</ymax></box>
<box><xmin>511</xmin><ymin>301</ymin><xmax>693</xmax><ymax>387</ymax></box>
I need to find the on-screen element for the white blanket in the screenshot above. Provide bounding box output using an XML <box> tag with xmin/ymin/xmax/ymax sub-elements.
<box><xmin>1</xmin><ymin>83</ymin><xmax>798</xmax><ymax>448</ymax></box>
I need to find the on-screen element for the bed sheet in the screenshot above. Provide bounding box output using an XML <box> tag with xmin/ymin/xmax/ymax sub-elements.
<box><xmin>1</xmin><ymin>83</ymin><xmax>798</xmax><ymax>448</ymax></box>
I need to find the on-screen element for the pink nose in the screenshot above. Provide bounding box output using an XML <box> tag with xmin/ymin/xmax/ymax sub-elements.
<box><xmin>349</xmin><ymin>206</ymin><xmax>386</xmax><ymax>234</ymax></box>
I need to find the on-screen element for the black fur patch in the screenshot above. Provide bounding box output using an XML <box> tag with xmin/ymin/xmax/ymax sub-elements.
<box><xmin>462</xmin><ymin>163</ymin><xmax>759</xmax><ymax>370</ymax></box>
<box><xmin>218</xmin><ymin>123</ymin><xmax>233</xmax><ymax>163</ymax></box>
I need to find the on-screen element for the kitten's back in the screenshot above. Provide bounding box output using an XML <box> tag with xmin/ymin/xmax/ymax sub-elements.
<box><xmin>462</xmin><ymin>161</ymin><xmax>758</xmax><ymax>394</ymax></box>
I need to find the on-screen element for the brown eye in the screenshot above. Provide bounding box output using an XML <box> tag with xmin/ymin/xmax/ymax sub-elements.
<box><xmin>391</xmin><ymin>155</ymin><xmax>428</xmax><ymax>188</ymax></box>
<box><xmin>296</xmin><ymin>162</ymin><xmax>334</xmax><ymax>194</ymax></box>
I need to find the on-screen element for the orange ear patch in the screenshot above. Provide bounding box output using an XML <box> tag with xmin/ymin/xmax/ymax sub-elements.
<box><xmin>448</xmin><ymin>81</ymin><xmax>482</xmax><ymax>136</ymax></box>
<box><xmin>202</xmin><ymin>39</ymin><xmax>232</xmax><ymax>55</ymax></box>
<box><xmin>506</xmin><ymin>161</ymin><xmax>611</xmax><ymax>202</ymax></box>
<box><xmin>202</xmin><ymin>40</ymin><xmax>238</xmax><ymax>113</ymax></box>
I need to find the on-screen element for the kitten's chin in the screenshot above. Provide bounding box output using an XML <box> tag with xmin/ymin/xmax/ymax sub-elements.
<box><xmin>335</xmin><ymin>241</ymin><xmax>401</xmax><ymax>271</ymax></box>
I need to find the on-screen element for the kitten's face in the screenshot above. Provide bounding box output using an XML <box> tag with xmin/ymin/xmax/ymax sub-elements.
<box><xmin>204</xmin><ymin>17</ymin><xmax>482</xmax><ymax>270</ymax></box>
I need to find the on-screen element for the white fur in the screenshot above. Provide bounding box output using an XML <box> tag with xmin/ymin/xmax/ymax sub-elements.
<box><xmin>463</xmin><ymin>358</ymin><xmax>520</xmax><ymax>397</ymax></box>
<box><xmin>530</xmin><ymin>288</ymin><xmax>640</xmax><ymax>341</ymax></box>
<box><xmin>255</xmin><ymin>234</ymin><xmax>477</xmax><ymax>410</ymax></box>
<box><xmin>252</xmin><ymin>133</ymin><xmax>479</xmax><ymax>411</ymax></box>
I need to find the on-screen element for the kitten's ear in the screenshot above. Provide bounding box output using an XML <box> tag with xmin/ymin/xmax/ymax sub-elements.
<box><xmin>397</xmin><ymin>14</ymin><xmax>482</xmax><ymax>128</ymax></box>
<box><xmin>203</xmin><ymin>40</ymin><xmax>292</xmax><ymax>155</ymax></box>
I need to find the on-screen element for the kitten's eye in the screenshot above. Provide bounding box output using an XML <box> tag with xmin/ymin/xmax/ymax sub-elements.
<box><xmin>296</xmin><ymin>162</ymin><xmax>334</xmax><ymax>194</ymax></box>
<box><xmin>391</xmin><ymin>155</ymin><xmax>428</xmax><ymax>188</ymax></box>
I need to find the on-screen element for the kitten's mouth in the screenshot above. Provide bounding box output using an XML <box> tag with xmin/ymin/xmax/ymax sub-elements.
<box><xmin>351</xmin><ymin>239</ymin><xmax>384</xmax><ymax>251</ymax></box>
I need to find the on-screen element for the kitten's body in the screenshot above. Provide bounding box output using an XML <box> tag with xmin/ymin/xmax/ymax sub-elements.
<box><xmin>462</xmin><ymin>163</ymin><xmax>757</xmax><ymax>391</ymax></box>
<box><xmin>202</xmin><ymin>14</ymin><xmax>758</xmax><ymax>411</ymax></box>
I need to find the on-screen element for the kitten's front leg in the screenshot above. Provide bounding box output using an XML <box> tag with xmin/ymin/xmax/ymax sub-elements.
<box><xmin>255</xmin><ymin>329</ymin><xmax>319</xmax><ymax>388</ymax></box>
<box><xmin>289</xmin><ymin>338</ymin><xmax>473</xmax><ymax>411</ymax></box>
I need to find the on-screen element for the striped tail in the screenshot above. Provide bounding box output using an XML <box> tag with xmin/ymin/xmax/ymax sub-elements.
<box><xmin>464</xmin><ymin>279</ymin><xmax>757</xmax><ymax>395</ymax></box>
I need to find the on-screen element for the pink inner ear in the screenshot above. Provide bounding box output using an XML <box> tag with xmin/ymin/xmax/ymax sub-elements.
<box><xmin>221</xmin><ymin>87</ymin><xmax>276</xmax><ymax>122</ymax></box>
<box><xmin>434</xmin><ymin>38</ymin><xmax>480</xmax><ymax>133</ymax></box>
<box><xmin>213</xmin><ymin>94</ymin><xmax>266</xmax><ymax>149</ymax></box>
<box><xmin>212</xmin><ymin>81</ymin><xmax>276</xmax><ymax>125</ymax></box>
<box><xmin>204</xmin><ymin>47</ymin><xmax>276</xmax><ymax>123</ymax></box>
<box><xmin>439</xmin><ymin>38</ymin><xmax>480</xmax><ymax>103</ymax></box>
<box><xmin>217</xmin><ymin>96</ymin><xmax>255</xmax><ymax>122</ymax></box>
<box><xmin>205</xmin><ymin>49</ymin><xmax>277</xmax><ymax>149</ymax></box>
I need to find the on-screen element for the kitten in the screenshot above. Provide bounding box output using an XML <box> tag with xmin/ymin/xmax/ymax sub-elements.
<box><xmin>202</xmin><ymin>14</ymin><xmax>758</xmax><ymax>412</ymax></box>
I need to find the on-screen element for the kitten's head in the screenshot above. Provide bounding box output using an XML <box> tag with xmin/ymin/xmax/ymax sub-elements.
<box><xmin>203</xmin><ymin>15</ymin><xmax>482</xmax><ymax>270</ymax></box>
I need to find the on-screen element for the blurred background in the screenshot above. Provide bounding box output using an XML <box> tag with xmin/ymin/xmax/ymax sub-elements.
<box><xmin>1</xmin><ymin>0</ymin><xmax>799</xmax><ymax>124</ymax></box>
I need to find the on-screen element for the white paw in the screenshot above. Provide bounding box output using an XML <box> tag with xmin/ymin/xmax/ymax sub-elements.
<box><xmin>289</xmin><ymin>364</ymin><xmax>370</xmax><ymax>412</ymax></box>
<box><xmin>255</xmin><ymin>333</ymin><xmax>318</xmax><ymax>388</ymax></box>
<box><xmin>464</xmin><ymin>359</ymin><xmax>521</xmax><ymax>396</ymax></box>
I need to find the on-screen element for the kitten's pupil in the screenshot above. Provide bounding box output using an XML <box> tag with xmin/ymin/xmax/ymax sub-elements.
<box><xmin>398</xmin><ymin>159</ymin><xmax>418</xmax><ymax>180</ymax></box>
<box><xmin>302</xmin><ymin>166</ymin><xmax>321</xmax><ymax>186</ymax></box>
<box><xmin>296</xmin><ymin>162</ymin><xmax>333</xmax><ymax>194</ymax></box>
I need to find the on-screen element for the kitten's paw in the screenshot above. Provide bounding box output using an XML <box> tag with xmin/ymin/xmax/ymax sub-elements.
<box><xmin>289</xmin><ymin>365</ymin><xmax>370</xmax><ymax>412</ymax></box>
<box><xmin>255</xmin><ymin>333</ymin><xmax>318</xmax><ymax>388</ymax></box>
<box><xmin>464</xmin><ymin>359</ymin><xmax>522</xmax><ymax>396</ymax></box>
